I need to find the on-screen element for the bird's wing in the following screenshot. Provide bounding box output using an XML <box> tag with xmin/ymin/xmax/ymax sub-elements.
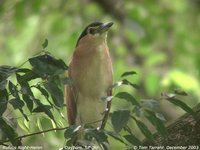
<box><xmin>65</xmin><ymin>68</ymin><xmax>77</xmax><ymax>125</ymax></box>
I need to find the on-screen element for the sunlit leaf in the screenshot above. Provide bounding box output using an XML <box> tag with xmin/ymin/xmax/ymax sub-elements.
<box><xmin>57</xmin><ymin>120</ymin><xmax>65</xmax><ymax>128</ymax></box>
<box><xmin>18</xmin><ymin>108</ymin><xmax>29</xmax><ymax>121</ymax></box>
<box><xmin>24</xmin><ymin>119</ymin><xmax>30</xmax><ymax>131</ymax></box>
<box><xmin>50</xmin><ymin>119</ymin><xmax>57</xmax><ymax>129</ymax></box>
<box><xmin>18</xmin><ymin>119</ymin><xmax>29</xmax><ymax>133</ymax></box>
<box><xmin>36</xmin><ymin>118</ymin><xmax>45</xmax><ymax>136</ymax></box>
<box><xmin>35</xmin><ymin>85</ymin><xmax>49</xmax><ymax>99</ymax></box>
<box><xmin>111</xmin><ymin>109</ymin><xmax>130</xmax><ymax>133</ymax></box>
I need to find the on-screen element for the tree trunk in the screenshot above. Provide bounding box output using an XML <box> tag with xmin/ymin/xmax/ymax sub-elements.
<box><xmin>143</xmin><ymin>103</ymin><xmax>200</xmax><ymax>146</ymax></box>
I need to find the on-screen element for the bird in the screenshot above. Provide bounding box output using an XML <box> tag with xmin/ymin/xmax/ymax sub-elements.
<box><xmin>65</xmin><ymin>22</ymin><xmax>113</xmax><ymax>140</ymax></box>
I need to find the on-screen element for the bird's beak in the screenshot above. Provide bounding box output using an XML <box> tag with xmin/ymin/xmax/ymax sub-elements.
<box><xmin>94</xmin><ymin>22</ymin><xmax>113</xmax><ymax>34</ymax></box>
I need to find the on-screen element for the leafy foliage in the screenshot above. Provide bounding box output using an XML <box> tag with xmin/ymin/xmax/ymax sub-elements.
<box><xmin>0</xmin><ymin>47</ymin><xmax>67</xmax><ymax>146</ymax></box>
<box><xmin>111</xmin><ymin>109</ymin><xmax>130</xmax><ymax>133</ymax></box>
<box><xmin>0</xmin><ymin>44</ymin><xmax>195</xmax><ymax>149</ymax></box>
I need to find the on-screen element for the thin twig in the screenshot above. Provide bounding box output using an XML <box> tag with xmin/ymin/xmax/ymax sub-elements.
<box><xmin>0</xmin><ymin>126</ymin><xmax>68</xmax><ymax>145</ymax></box>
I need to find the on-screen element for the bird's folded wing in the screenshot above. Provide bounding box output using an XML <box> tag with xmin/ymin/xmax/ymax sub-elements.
<box><xmin>65</xmin><ymin>70</ymin><xmax>77</xmax><ymax>125</ymax></box>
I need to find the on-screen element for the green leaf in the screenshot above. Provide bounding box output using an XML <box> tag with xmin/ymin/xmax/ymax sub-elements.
<box><xmin>42</xmin><ymin>39</ymin><xmax>48</xmax><ymax>49</ymax></box>
<box><xmin>0</xmin><ymin>89</ymin><xmax>8</xmax><ymax>115</ymax></box>
<box><xmin>8</xmin><ymin>81</ymin><xmax>19</xmax><ymax>98</ymax></box>
<box><xmin>16</xmin><ymin>74</ymin><xmax>34</xmax><ymax>96</ymax></box>
<box><xmin>50</xmin><ymin>118</ymin><xmax>57</xmax><ymax>128</ymax></box>
<box><xmin>123</xmin><ymin>134</ymin><xmax>142</xmax><ymax>146</ymax></box>
<box><xmin>22</xmin><ymin>94</ymin><xmax>33</xmax><ymax>112</ymax></box>
<box><xmin>115</xmin><ymin>92</ymin><xmax>139</xmax><ymax>106</ymax></box>
<box><xmin>16</xmin><ymin>68</ymin><xmax>32</xmax><ymax>73</ymax></box>
<box><xmin>121</xmin><ymin>71</ymin><xmax>137</xmax><ymax>77</ymax></box>
<box><xmin>44</xmin><ymin>81</ymin><xmax>64</xmax><ymax>107</ymax></box>
<box><xmin>167</xmin><ymin>98</ymin><xmax>195</xmax><ymax>116</ymax></box>
<box><xmin>145</xmin><ymin>110</ymin><xmax>167</xmax><ymax>137</ymax></box>
<box><xmin>111</xmin><ymin>109</ymin><xmax>130</xmax><ymax>133</ymax></box>
<box><xmin>131</xmin><ymin>116</ymin><xmax>153</xmax><ymax>140</ymax></box>
<box><xmin>36</xmin><ymin>118</ymin><xmax>44</xmax><ymax>136</ymax></box>
<box><xmin>32</xmin><ymin>104</ymin><xmax>51</xmax><ymax>112</ymax></box>
<box><xmin>32</xmin><ymin>103</ymin><xmax>54</xmax><ymax>120</ymax></box>
<box><xmin>85</xmin><ymin>129</ymin><xmax>108</xmax><ymax>143</ymax></box>
<box><xmin>19</xmin><ymin>108</ymin><xmax>29</xmax><ymax>121</ymax></box>
<box><xmin>0</xmin><ymin>65</ymin><xmax>18</xmax><ymax>80</ymax></box>
<box><xmin>64</xmin><ymin>125</ymin><xmax>81</xmax><ymax>139</ymax></box>
<box><xmin>106</xmin><ymin>131</ymin><xmax>126</xmax><ymax>144</ymax></box>
<box><xmin>34</xmin><ymin>85</ymin><xmax>54</xmax><ymax>107</ymax></box>
<box><xmin>35</xmin><ymin>85</ymin><xmax>49</xmax><ymax>99</ymax></box>
<box><xmin>122</xmin><ymin>79</ymin><xmax>139</xmax><ymax>89</ymax></box>
<box><xmin>16</xmin><ymin>71</ymin><xmax>39</xmax><ymax>83</ymax></box>
<box><xmin>9</xmin><ymin>98</ymin><xmax>24</xmax><ymax>109</ymax></box>
<box><xmin>111</xmin><ymin>81</ymin><xmax>123</xmax><ymax>89</ymax></box>
<box><xmin>174</xmin><ymin>89</ymin><xmax>188</xmax><ymax>96</ymax></box>
<box><xmin>0</xmin><ymin>117</ymin><xmax>20</xmax><ymax>146</ymax></box>
<box><xmin>24</xmin><ymin>119</ymin><xmax>30</xmax><ymax>131</ymax></box>
<box><xmin>0</xmin><ymin>80</ymin><xmax>7</xmax><ymax>90</ymax></box>
<box><xmin>28</xmin><ymin>53</ymin><xmax>68</xmax><ymax>77</ymax></box>
<box><xmin>18</xmin><ymin>119</ymin><xmax>30</xmax><ymax>133</ymax></box>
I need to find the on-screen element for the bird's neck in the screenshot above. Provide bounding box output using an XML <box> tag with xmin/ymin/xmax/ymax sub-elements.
<box><xmin>74</xmin><ymin>37</ymin><xmax>108</xmax><ymax>57</ymax></box>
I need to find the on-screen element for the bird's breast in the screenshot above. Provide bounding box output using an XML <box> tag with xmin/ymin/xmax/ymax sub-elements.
<box><xmin>70</xmin><ymin>44</ymin><xmax>112</xmax><ymax>98</ymax></box>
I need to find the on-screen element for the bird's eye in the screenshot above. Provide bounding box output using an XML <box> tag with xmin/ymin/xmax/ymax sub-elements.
<box><xmin>87</xmin><ymin>27</ymin><xmax>98</xmax><ymax>35</ymax></box>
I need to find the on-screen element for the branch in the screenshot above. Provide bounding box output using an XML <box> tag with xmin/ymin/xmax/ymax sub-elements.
<box><xmin>0</xmin><ymin>126</ymin><xmax>68</xmax><ymax>145</ymax></box>
<box><xmin>143</xmin><ymin>103</ymin><xmax>200</xmax><ymax>146</ymax></box>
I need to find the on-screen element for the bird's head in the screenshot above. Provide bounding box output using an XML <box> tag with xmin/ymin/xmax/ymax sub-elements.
<box><xmin>76</xmin><ymin>22</ymin><xmax>113</xmax><ymax>47</ymax></box>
